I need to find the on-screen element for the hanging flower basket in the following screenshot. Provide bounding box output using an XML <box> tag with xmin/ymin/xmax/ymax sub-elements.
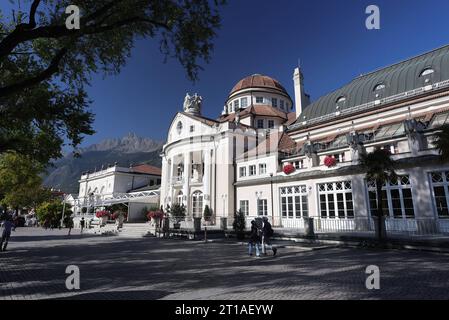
<box><xmin>324</xmin><ymin>156</ymin><xmax>337</xmax><ymax>167</ymax></box>
<box><xmin>147</xmin><ymin>210</ymin><xmax>164</xmax><ymax>229</ymax></box>
<box><xmin>96</xmin><ymin>210</ymin><xmax>111</xmax><ymax>225</ymax></box>
<box><xmin>283</xmin><ymin>164</ymin><xmax>296</xmax><ymax>175</ymax></box>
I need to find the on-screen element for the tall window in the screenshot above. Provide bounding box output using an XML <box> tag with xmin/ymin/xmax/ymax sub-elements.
<box><xmin>239</xmin><ymin>167</ymin><xmax>247</xmax><ymax>177</ymax></box>
<box><xmin>192</xmin><ymin>191</ymin><xmax>203</xmax><ymax>217</ymax></box>
<box><xmin>430</xmin><ymin>172</ymin><xmax>449</xmax><ymax>218</ymax></box>
<box><xmin>294</xmin><ymin>160</ymin><xmax>304</xmax><ymax>169</ymax></box>
<box><xmin>234</xmin><ymin>99</ymin><xmax>239</xmax><ymax>110</ymax></box>
<box><xmin>258</xmin><ymin>199</ymin><xmax>268</xmax><ymax>216</ymax></box>
<box><xmin>280</xmin><ymin>185</ymin><xmax>308</xmax><ymax>219</ymax></box>
<box><xmin>272</xmin><ymin>98</ymin><xmax>278</xmax><ymax>107</ymax></box>
<box><xmin>280</xmin><ymin>100</ymin><xmax>285</xmax><ymax>110</ymax></box>
<box><xmin>257</xmin><ymin>119</ymin><xmax>264</xmax><ymax>129</ymax></box>
<box><xmin>177</xmin><ymin>191</ymin><xmax>184</xmax><ymax>205</ymax></box>
<box><xmin>249</xmin><ymin>165</ymin><xmax>256</xmax><ymax>176</ymax></box>
<box><xmin>268</xmin><ymin>120</ymin><xmax>275</xmax><ymax>129</ymax></box>
<box><xmin>240</xmin><ymin>200</ymin><xmax>249</xmax><ymax>216</ymax></box>
<box><xmin>318</xmin><ymin>181</ymin><xmax>354</xmax><ymax>219</ymax></box>
<box><xmin>259</xmin><ymin>163</ymin><xmax>267</xmax><ymax>174</ymax></box>
<box><xmin>241</xmin><ymin>97</ymin><xmax>248</xmax><ymax>108</ymax></box>
<box><xmin>256</xmin><ymin>96</ymin><xmax>263</xmax><ymax>104</ymax></box>
<box><xmin>367</xmin><ymin>175</ymin><xmax>415</xmax><ymax>219</ymax></box>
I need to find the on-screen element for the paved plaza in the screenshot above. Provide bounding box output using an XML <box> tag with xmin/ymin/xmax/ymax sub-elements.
<box><xmin>1</xmin><ymin>227</ymin><xmax>449</xmax><ymax>300</ymax></box>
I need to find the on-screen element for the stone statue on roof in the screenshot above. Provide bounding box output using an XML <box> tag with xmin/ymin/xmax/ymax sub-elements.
<box><xmin>183</xmin><ymin>92</ymin><xmax>202</xmax><ymax>115</ymax></box>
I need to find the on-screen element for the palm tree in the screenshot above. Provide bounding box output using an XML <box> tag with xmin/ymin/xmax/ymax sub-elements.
<box><xmin>433</xmin><ymin>124</ymin><xmax>449</xmax><ymax>161</ymax></box>
<box><xmin>359</xmin><ymin>148</ymin><xmax>397</xmax><ymax>242</ymax></box>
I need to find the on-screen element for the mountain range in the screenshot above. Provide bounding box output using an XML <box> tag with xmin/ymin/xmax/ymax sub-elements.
<box><xmin>43</xmin><ymin>133</ymin><xmax>164</xmax><ymax>194</ymax></box>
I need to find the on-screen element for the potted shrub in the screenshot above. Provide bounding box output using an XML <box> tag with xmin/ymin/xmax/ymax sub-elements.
<box><xmin>203</xmin><ymin>205</ymin><xmax>212</xmax><ymax>225</ymax></box>
<box><xmin>232</xmin><ymin>209</ymin><xmax>246</xmax><ymax>240</ymax></box>
<box><xmin>95</xmin><ymin>210</ymin><xmax>110</xmax><ymax>225</ymax></box>
<box><xmin>170</xmin><ymin>203</ymin><xmax>186</xmax><ymax>229</ymax></box>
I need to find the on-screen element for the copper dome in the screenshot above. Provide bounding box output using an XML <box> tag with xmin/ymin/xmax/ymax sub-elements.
<box><xmin>230</xmin><ymin>74</ymin><xmax>289</xmax><ymax>96</ymax></box>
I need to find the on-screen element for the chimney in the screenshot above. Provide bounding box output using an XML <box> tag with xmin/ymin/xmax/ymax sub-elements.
<box><xmin>293</xmin><ymin>67</ymin><xmax>309</xmax><ymax>118</ymax></box>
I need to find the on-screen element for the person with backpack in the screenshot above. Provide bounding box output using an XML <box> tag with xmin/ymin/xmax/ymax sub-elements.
<box><xmin>262</xmin><ymin>216</ymin><xmax>277</xmax><ymax>256</ymax></box>
<box><xmin>1</xmin><ymin>215</ymin><xmax>16</xmax><ymax>252</ymax></box>
<box><xmin>248</xmin><ymin>220</ymin><xmax>262</xmax><ymax>257</ymax></box>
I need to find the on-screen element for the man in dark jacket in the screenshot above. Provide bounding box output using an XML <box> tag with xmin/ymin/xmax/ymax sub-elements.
<box><xmin>1</xmin><ymin>216</ymin><xmax>16</xmax><ymax>251</ymax></box>
<box><xmin>248</xmin><ymin>220</ymin><xmax>262</xmax><ymax>257</ymax></box>
<box><xmin>262</xmin><ymin>217</ymin><xmax>277</xmax><ymax>256</ymax></box>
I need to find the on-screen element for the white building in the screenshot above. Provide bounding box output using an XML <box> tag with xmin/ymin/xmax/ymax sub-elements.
<box><xmin>160</xmin><ymin>45</ymin><xmax>449</xmax><ymax>234</ymax></box>
<box><xmin>73</xmin><ymin>163</ymin><xmax>161</xmax><ymax>226</ymax></box>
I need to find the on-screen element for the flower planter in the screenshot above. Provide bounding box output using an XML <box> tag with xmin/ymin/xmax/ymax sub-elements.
<box><xmin>100</xmin><ymin>216</ymin><xmax>108</xmax><ymax>226</ymax></box>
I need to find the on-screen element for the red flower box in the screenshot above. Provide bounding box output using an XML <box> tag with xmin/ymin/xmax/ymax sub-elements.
<box><xmin>147</xmin><ymin>210</ymin><xmax>164</xmax><ymax>221</ymax></box>
<box><xmin>95</xmin><ymin>210</ymin><xmax>110</xmax><ymax>218</ymax></box>
<box><xmin>283</xmin><ymin>164</ymin><xmax>296</xmax><ymax>175</ymax></box>
<box><xmin>324</xmin><ymin>156</ymin><xmax>337</xmax><ymax>167</ymax></box>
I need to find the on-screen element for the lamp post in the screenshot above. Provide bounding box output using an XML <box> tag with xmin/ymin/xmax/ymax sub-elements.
<box><xmin>60</xmin><ymin>194</ymin><xmax>70</xmax><ymax>228</ymax></box>
<box><xmin>270</xmin><ymin>173</ymin><xmax>274</xmax><ymax>225</ymax></box>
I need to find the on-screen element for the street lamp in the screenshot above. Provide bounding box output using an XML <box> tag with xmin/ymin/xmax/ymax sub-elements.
<box><xmin>270</xmin><ymin>173</ymin><xmax>274</xmax><ymax>224</ymax></box>
<box><xmin>60</xmin><ymin>194</ymin><xmax>70</xmax><ymax>228</ymax></box>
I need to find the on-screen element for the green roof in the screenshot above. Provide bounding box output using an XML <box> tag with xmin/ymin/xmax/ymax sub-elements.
<box><xmin>290</xmin><ymin>45</ymin><xmax>449</xmax><ymax>129</ymax></box>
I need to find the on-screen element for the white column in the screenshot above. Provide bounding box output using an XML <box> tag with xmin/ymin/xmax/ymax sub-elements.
<box><xmin>183</xmin><ymin>152</ymin><xmax>191</xmax><ymax>216</ymax></box>
<box><xmin>167</xmin><ymin>157</ymin><xmax>174</xmax><ymax>207</ymax></box>
<box><xmin>203</xmin><ymin>149</ymin><xmax>211</xmax><ymax>205</ymax></box>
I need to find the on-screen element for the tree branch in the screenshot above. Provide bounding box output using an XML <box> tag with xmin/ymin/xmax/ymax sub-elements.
<box><xmin>0</xmin><ymin>48</ymin><xmax>67</xmax><ymax>98</ymax></box>
<box><xmin>28</xmin><ymin>0</ymin><xmax>42</xmax><ymax>28</ymax></box>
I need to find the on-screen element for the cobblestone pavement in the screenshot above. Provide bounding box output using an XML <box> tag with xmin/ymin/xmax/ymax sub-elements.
<box><xmin>1</xmin><ymin>227</ymin><xmax>449</xmax><ymax>300</ymax></box>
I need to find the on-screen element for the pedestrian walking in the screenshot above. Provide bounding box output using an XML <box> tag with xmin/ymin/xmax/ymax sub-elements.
<box><xmin>80</xmin><ymin>217</ymin><xmax>85</xmax><ymax>234</ymax></box>
<box><xmin>0</xmin><ymin>216</ymin><xmax>16</xmax><ymax>252</ymax></box>
<box><xmin>67</xmin><ymin>217</ymin><xmax>73</xmax><ymax>236</ymax></box>
<box><xmin>248</xmin><ymin>220</ymin><xmax>262</xmax><ymax>257</ymax></box>
<box><xmin>262</xmin><ymin>217</ymin><xmax>277</xmax><ymax>256</ymax></box>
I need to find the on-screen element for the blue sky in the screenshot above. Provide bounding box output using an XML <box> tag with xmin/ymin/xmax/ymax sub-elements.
<box><xmin>4</xmin><ymin>0</ymin><xmax>449</xmax><ymax>147</ymax></box>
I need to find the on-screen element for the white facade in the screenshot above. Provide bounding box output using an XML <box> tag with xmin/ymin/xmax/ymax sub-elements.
<box><xmin>160</xmin><ymin>47</ymin><xmax>449</xmax><ymax>234</ymax></box>
<box><xmin>73</xmin><ymin>164</ymin><xmax>161</xmax><ymax>225</ymax></box>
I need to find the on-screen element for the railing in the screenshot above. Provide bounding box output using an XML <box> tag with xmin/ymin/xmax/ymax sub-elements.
<box><xmin>280</xmin><ymin>218</ymin><xmax>305</xmax><ymax>229</ymax></box>
<box><xmin>288</xmin><ymin>79</ymin><xmax>449</xmax><ymax>130</ymax></box>
<box><xmin>314</xmin><ymin>218</ymin><xmax>358</xmax><ymax>233</ymax></box>
<box><xmin>438</xmin><ymin>219</ymin><xmax>449</xmax><ymax>234</ymax></box>
<box><xmin>171</xmin><ymin>176</ymin><xmax>184</xmax><ymax>184</ymax></box>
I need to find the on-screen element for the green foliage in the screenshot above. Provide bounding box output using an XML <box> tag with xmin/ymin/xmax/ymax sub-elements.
<box><xmin>0</xmin><ymin>0</ymin><xmax>225</xmax><ymax>165</ymax></box>
<box><xmin>203</xmin><ymin>204</ymin><xmax>212</xmax><ymax>221</ymax></box>
<box><xmin>0</xmin><ymin>152</ymin><xmax>50</xmax><ymax>208</ymax></box>
<box><xmin>170</xmin><ymin>203</ymin><xmax>185</xmax><ymax>223</ymax></box>
<box><xmin>434</xmin><ymin>124</ymin><xmax>449</xmax><ymax>161</ymax></box>
<box><xmin>36</xmin><ymin>199</ymin><xmax>72</xmax><ymax>227</ymax></box>
<box><xmin>232</xmin><ymin>210</ymin><xmax>246</xmax><ymax>234</ymax></box>
<box><xmin>359</xmin><ymin>148</ymin><xmax>397</xmax><ymax>185</ymax></box>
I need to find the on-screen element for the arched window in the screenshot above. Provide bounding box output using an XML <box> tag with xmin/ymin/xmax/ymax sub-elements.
<box><xmin>336</xmin><ymin>96</ymin><xmax>346</xmax><ymax>103</ymax></box>
<box><xmin>336</xmin><ymin>96</ymin><xmax>346</xmax><ymax>109</ymax></box>
<box><xmin>373</xmin><ymin>83</ymin><xmax>386</xmax><ymax>91</ymax></box>
<box><xmin>420</xmin><ymin>68</ymin><xmax>435</xmax><ymax>77</ymax></box>
<box><xmin>192</xmin><ymin>191</ymin><xmax>203</xmax><ymax>218</ymax></box>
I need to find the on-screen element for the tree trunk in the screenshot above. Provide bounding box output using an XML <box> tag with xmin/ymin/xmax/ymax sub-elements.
<box><xmin>376</xmin><ymin>181</ymin><xmax>386</xmax><ymax>242</ymax></box>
